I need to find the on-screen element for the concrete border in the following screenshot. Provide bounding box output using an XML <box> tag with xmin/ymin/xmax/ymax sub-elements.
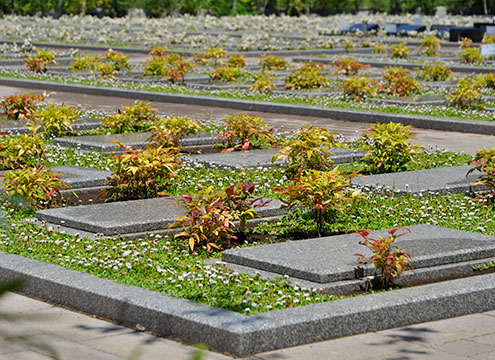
<box><xmin>1</xmin><ymin>77</ymin><xmax>494</xmax><ymax>135</ymax></box>
<box><xmin>1</xmin><ymin>251</ymin><xmax>495</xmax><ymax>356</ymax></box>
<box><xmin>293</xmin><ymin>56</ymin><xmax>495</xmax><ymax>74</ymax></box>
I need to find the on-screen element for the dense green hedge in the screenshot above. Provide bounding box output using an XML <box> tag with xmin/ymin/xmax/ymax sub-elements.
<box><xmin>0</xmin><ymin>0</ymin><xmax>492</xmax><ymax>17</ymax></box>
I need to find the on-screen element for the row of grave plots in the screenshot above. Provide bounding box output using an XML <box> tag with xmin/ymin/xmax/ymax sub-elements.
<box><xmin>2</xmin><ymin>94</ymin><xmax>495</xmax><ymax>355</ymax></box>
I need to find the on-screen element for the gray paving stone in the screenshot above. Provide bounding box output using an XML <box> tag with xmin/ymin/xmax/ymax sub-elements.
<box><xmin>189</xmin><ymin>147</ymin><xmax>364</xmax><ymax>169</ymax></box>
<box><xmin>35</xmin><ymin>196</ymin><xmax>284</xmax><ymax>236</ymax></box>
<box><xmin>351</xmin><ymin>165</ymin><xmax>485</xmax><ymax>194</ymax></box>
<box><xmin>54</xmin><ymin>132</ymin><xmax>216</xmax><ymax>152</ymax></box>
<box><xmin>222</xmin><ymin>224</ymin><xmax>495</xmax><ymax>283</ymax></box>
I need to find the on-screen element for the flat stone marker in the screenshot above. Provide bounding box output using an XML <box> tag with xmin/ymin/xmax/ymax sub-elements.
<box><xmin>54</xmin><ymin>132</ymin><xmax>216</xmax><ymax>152</ymax></box>
<box><xmin>36</xmin><ymin>196</ymin><xmax>284</xmax><ymax>236</ymax></box>
<box><xmin>0</xmin><ymin>118</ymin><xmax>101</xmax><ymax>134</ymax></box>
<box><xmin>222</xmin><ymin>224</ymin><xmax>495</xmax><ymax>283</ymax></box>
<box><xmin>351</xmin><ymin>165</ymin><xmax>484</xmax><ymax>194</ymax></box>
<box><xmin>189</xmin><ymin>148</ymin><xmax>365</xmax><ymax>169</ymax></box>
<box><xmin>0</xmin><ymin>166</ymin><xmax>110</xmax><ymax>189</ymax></box>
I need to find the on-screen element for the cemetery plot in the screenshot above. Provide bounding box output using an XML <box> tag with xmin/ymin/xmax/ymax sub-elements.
<box><xmin>351</xmin><ymin>165</ymin><xmax>485</xmax><ymax>194</ymax></box>
<box><xmin>222</xmin><ymin>224</ymin><xmax>495</xmax><ymax>291</ymax></box>
<box><xmin>189</xmin><ymin>147</ymin><xmax>365</xmax><ymax>169</ymax></box>
<box><xmin>35</xmin><ymin>196</ymin><xmax>285</xmax><ymax>237</ymax></box>
<box><xmin>54</xmin><ymin>132</ymin><xmax>217</xmax><ymax>153</ymax></box>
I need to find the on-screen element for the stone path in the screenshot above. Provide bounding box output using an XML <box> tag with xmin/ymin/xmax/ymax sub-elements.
<box><xmin>1</xmin><ymin>292</ymin><xmax>494</xmax><ymax>360</ymax></box>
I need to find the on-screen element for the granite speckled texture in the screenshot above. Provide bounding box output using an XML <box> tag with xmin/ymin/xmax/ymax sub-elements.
<box><xmin>351</xmin><ymin>165</ymin><xmax>485</xmax><ymax>194</ymax></box>
<box><xmin>54</xmin><ymin>132</ymin><xmax>216</xmax><ymax>152</ymax></box>
<box><xmin>222</xmin><ymin>225</ymin><xmax>495</xmax><ymax>283</ymax></box>
<box><xmin>189</xmin><ymin>147</ymin><xmax>365</xmax><ymax>169</ymax></box>
<box><xmin>35</xmin><ymin>196</ymin><xmax>284</xmax><ymax>235</ymax></box>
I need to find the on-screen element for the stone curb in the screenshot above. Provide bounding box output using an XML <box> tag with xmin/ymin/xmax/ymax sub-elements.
<box><xmin>1</xmin><ymin>77</ymin><xmax>494</xmax><ymax>135</ymax></box>
<box><xmin>0</xmin><ymin>39</ymin><xmax>370</xmax><ymax>57</ymax></box>
<box><xmin>293</xmin><ymin>56</ymin><xmax>495</xmax><ymax>74</ymax></box>
<box><xmin>1</xmin><ymin>251</ymin><xmax>495</xmax><ymax>356</ymax></box>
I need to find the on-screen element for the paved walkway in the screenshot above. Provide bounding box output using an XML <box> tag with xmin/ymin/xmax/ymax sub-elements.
<box><xmin>2</xmin><ymin>292</ymin><xmax>495</xmax><ymax>360</ymax></box>
<box><xmin>1</xmin><ymin>85</ymin><xmax>495</xmax><ymax>359</ymax></box>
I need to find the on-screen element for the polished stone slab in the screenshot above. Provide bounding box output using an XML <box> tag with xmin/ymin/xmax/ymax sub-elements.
<box><xmin>222</xmin><ymin>224</ymin><xmax>495</xmax><ymax>283</ymax></box>
<box><xmin>54</xmin><ymin>132</ymin><xmax>216</xmax><ymax>152</ymax></box>
<box><xmin>189</xmin><ymin>148</ymin><xmax>365</xmax><ymax>169</ymax></box>
<box><xmin>36</xmin><ymin>196</ymin><xmax>284</xmax><ymax>236</ymax></box>
<box><xmin>0</xmin><ymin>166</ymin><xmax>110</xmax><ymax>189</ymax></box>
<box><xmin>351</xmin><ymin>165</ymin><xmax>485</xmax><ymax>194</ymax></box>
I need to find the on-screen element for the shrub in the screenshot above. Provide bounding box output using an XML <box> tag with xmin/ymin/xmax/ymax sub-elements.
<box><xmin>23</xmin><ymin>49</ymin><xmax>56</xmax><ymax>73</ymax></box>
<box><xmin>2</xmin><ymin>165</ymin><xmax>68</xmax><ymax>209</ymax></box>
<box><xmin>276</xmin><ymin>168</ymin><xmax>356</xmax><ymax>236</ymax></box>
<box><xmin>341</xmin><ymin>39</ymin><xmax>354</xmax><ymax>51</ymax></box>
<box><xmin>342</xmin><ymin>76</ymin><xmax>378</xmax><ymax>100</ymax></box>
<box><xmin>446</xmin><ymin>78</ymin><xmax>484</xmax><ymax>110</ymax></box>
<box><xmin>250</xmin><ymin>69</ymin><xmax>276</xmax><ymax>93</ymax></box>
<box><xmin>32</xmin><ymin>103</ymin><xmax>80</xmax><ymax>136</ymax></box>
<box><xmin>285</xmin><ymin>62</ymin><xmax>327</xmax><ymax>90</ymax></box>
<box><xmin>381</xmin><ymin>66</ymin><xmax>421</xmax><ymax>97</ymax></box>
<box><xmin>484</xmin><ymin>73</ymin><xmax>495</xmax><ymax>90</ymax></box>
<box><xmin>209</xmin><ymin>65</ymin><xmax>246</xmax><ymax>82</ymax></box>
<box><xmin>417</xmin><ymin>63</ymin><xmax>452</xmax><ymax>82</ymax></box>
<box><xmin>273</xmin><ymin>125</ymin><xmax>341</xmax><ymax>175</ymax></box>
<box><xmin>259</xmin><ymin>54</ymin><xmax>288</xmax><ymax>70</ymax></box>
<box><xmin>149</xmin><ymin>115</ymin><xmax>202</xmax><ymax>147</ymax></box>
<box><xmin>70</xmin><ymin>55</ymin><xmax>101</xmax><ymax>72</ymax></box>
<box><xmin>482</xmin><ymin>34</ymin><xmax>495</xmax><ymax>44</ymax></box>
<box><xmin>144</xmin><ymin>55</ymin><xmax>193</xmax><ymax>83</ymax></box>
<box><xmin>171</xmin><ymin>180</ymin><xmax>267</xmax><ymax>251</ymax></box>
<box><xmin>103</xmin><ymin>49</ymin><xmax>130</xmax><ymax>72</ymax></box>
<box><xmin>468</xmin><ymin>147</ymin><xmax>495</xmax><ymax>192</ymax></box>
<box><xmin>459</xmin><ymin>47</ymin><xmax>483</xmax><ymax>64</ymax></box>
<box><xmin>149</xmin><ymin>45</ymin><xmax>168</xmax><ymax>57</ymax></box>
<box><xmin>420</xmin><ymin>35</ymin><xmax>441</xmax><ymax>56</ymax></box>
<box><xmin>0</xmin><ymin>92</ymin><xmax>47</xmax><ymax>120</ymax></box>
<box><xmin>331</xmin><ymin>57</ymin><xmax>367</xmax><ymax>76</ymax></box>
<box><xmin>227</xmin><ymin>54</ymin><xmax>246</xmax><ymax>68</ymax></box>
<box><xmin>390</xmin><ymin>43</ymin><xmax>410</xmax><ymax>59</ymax></box>
<box><xmin>0</xmin><ymin>134</ymin><xmax>46</xmax><ymax>170</ymax></box>
<box><xmin>106</xmin><ymin>143</ymin><xmax>180</xmax><ymax>201</ymax></box>
<box><xmin>372</xmin><ymin>43</ymin><xmax>388</xmax><ymax>54</ymax></box>
<box><xmin>102</xmin><ymin>101</ymin><xmax>159</xmax><ymax>133</ymax></box>
<box><xmin>217</xmin><ymin>113</ymin><xmax>276</xmax><ymax>151</ymax></box>
<box><xmin>95</xmin><ymin>62</ymin><xmax>120</xmax><ymax>78</ymax></box>
<box><xmin>360</xmin><ymin>122</ymin><xmax>420</xmax><ymax>174</ymax></box>
<box><xmin>458</xmin><ymin>37</ymin><xmax>472</xmax><ymax>49</ymax></box>
<box><xmin>172</xmin><ymin>189</ymin><xmax>236</xmax><ymax>252</ymax></box>
<box><xmin>204</xmin><ymin>46</ymin><xmax>227</xmax><ymax>64</ymax></box>
<box><xmin>354</xmin><ymin>227</ymin><xmax>413</xmax><ymax>289</ymax></box>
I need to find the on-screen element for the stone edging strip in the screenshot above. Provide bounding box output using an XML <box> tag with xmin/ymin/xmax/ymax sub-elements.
<box><xmin>1</xmin><ymin>77</ymin><xmax>495</xmax><ymax>135</ymax></box>
<box><xmin>1</xmin><ymin>251</ymin><xmax>495</xmax><ymax>356</ymax></box>
<box><xmin>293</xmin><ymin>56</ymin><xmax>495</xmax><ymax>74</ymax></box>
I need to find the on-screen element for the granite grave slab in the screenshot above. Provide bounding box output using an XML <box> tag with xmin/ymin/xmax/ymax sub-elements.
<box><xmin>222</xmin><ymin>224</ymin><xmax>495</xmax><ymax>283</ymax></box>
<box><xmin>54</xmin><ymin>132</ymin><xmax>217</xmax><ymax>153</ymax></box>
<box><xmin>35</xmin><ymin>196</ymin><xmax>284</xmax><ymax>236</ymax></box>
<box><xmin>0</xmin><ymin>118</ymin><xmax>101</xmax><ymax>134</ymax></box>
<box><xmin>0</xmin><ymin>166</ymin><xmax>110</xmax><ymax>189</ymax></box>
<box><xmin>351</xmin><ymin>165</ymin><xmax>485</xmax><ymax>194</ymax></box>
<box><xmin>188</xmin><ymin>148</ymin><xmax>365</xmax><ymax>169</ymax></box>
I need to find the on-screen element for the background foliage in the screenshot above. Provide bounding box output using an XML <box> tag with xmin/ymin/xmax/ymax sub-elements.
<box><xmin>0</xmin><ymin>0</ymin><xmax>492</xmax><ymax>17</ymax></box>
